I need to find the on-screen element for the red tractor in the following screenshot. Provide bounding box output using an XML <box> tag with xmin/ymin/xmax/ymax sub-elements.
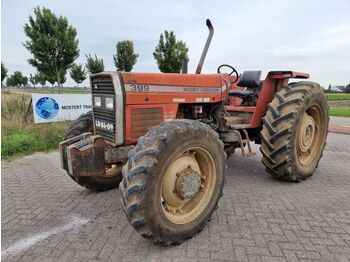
<box><xmin>60</xmin><ymin>20</ymin><xmax>328</xmax><ymax>244</ymax></box>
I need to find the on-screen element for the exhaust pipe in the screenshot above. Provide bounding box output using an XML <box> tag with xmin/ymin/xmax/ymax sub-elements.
<box><xmin>195</xmin><ymin>19</ymin><xmax>214</xmax><ymax>74</ymax></box>
<box><xmin>181</xmin><ymin>58</ymin><xmax>188</xmax><ymax>74</ymax></box>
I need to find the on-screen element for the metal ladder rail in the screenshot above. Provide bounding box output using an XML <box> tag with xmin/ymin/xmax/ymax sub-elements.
<box><xmin>232</xmin><ymin>129</ymin><xmax>256</xmax><ymax>157</ymax></box>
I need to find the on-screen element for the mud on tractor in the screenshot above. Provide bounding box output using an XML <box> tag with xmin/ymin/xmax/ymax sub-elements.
<box><xmin>60</xmin><ymin>19</ymin><xmax>329</xmax><ymax>244</ymax></box>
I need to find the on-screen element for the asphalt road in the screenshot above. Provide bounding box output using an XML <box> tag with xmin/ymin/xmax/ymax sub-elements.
<box><xmin>2</xmin><ymin>132</ymin><xmax>350</xmax><ymax>262</ymax></box>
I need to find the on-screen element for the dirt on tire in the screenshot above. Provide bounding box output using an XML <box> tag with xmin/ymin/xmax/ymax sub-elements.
<box><xmin>260</xmin><ymin>82</ymin><xmax>329</xmax><ymax>182</ymax></box>
<box><xmin>120</xmin><ymin>119</ymin><xmax>226</xmax><ymax>245</ymax></box>
<box><xmin>63</xmin><ymin>111</ymin><xmax>122</xmax><ymax>191</ymax></box>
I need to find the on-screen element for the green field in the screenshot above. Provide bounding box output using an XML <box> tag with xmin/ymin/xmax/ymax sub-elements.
<box><xmin>326</xmin><ymin>93</ymin><xmax>350</xmax><ymax>101</ymax></box>
<box><xmin>329</xmin><ymin>107</ymin><xmax>350</xmax><ymax>117</ymax></box>
<box><xmin>326</xmin><ymin>93</ymin><xmax>350</xmax><ymax>117</ymax></box>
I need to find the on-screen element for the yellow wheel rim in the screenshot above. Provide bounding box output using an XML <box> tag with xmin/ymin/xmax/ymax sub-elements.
<box><xmin>296</xmin><ymin>104</ymin><xmax>325</xmax><ymax>166</ymax></box>
<box><xmin>161</xmin><ymin>147</ymin><xmax>216</xmax><ymax>224</ymax></box>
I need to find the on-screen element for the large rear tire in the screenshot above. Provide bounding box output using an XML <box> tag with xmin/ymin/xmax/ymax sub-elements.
<box><xmin>260</xmin><ymin>82</ymin><xmax>329</xmax><ymax>182</ymax></box>
<box><xmin>63</xmin><ymin>111</ymin><xmax>123</xmax><ymax>191</ymax></box>
<box><xmin>120</xmin><ymin>119</ymin><xmax>226</xmax><ymax>245</ymax></box>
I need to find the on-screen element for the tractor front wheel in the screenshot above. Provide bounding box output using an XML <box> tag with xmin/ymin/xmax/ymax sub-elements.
<box><xmin>120</xmin><ymin>119</ymin><xmax>226</xmax><ymax>245</ymax></box>
<box><xmin>260</xmin><ymin>82</ymin><xmax>329</xmax><ymax>182</ymax></box>
<box><xmin>63</xmin><ymin>111</ymin><xmax>123</xmax><ymax>191</ymax></box>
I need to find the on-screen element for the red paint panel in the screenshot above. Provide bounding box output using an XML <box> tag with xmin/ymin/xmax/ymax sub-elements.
<box><xmin>121</xmin><ymin>72</ymin><xmax>222</xmax><ymax>87</ymax></box>
<box><xmin>269</xmin><ymin>71</ymin><xmax>309</xmax><ymax>79</ymax></box>
<box><xmin>125</xmin><ymin>104</ymin><xmax>178</xmax><ymax>144</ymax></box>
<box><xmin>126</xmin><ymin>93</ymin><xmax>221</xmax><ymax>105</ymax></box>
<box><xmin>249</xmin><ymin>71</ymin><xmax>295</xmax><ymax>128</ymax></box>
<box><xmin>226</xmin><ymin>82</ymin><xmax>244</xmax><ymax>105</ymax></box>
<box><xmin>249</xmin><ymin>76</ymin><xmax>277</xmax><ymax>128</ymax></box>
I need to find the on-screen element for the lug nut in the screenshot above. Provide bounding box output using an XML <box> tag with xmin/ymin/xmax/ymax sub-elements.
<box><xmin>201</xmin><ymin>176</ymin><xmax>207</xmax><ymax>180</ymax></box>
<box><xmin>200</xmin><ymin>184</ymin><xmax>205</xmax><ymax>189</ymax></box>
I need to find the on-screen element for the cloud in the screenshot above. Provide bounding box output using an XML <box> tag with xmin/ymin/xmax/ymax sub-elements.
<box><xmin>1</xmin><ymin>0</ymin><xmax>350</xmax><ymax>87</ymax></box>
<box><xmin>270</xmin><ymin>23</ymin><xmax>350</xmax><ymax>57</ymax></box>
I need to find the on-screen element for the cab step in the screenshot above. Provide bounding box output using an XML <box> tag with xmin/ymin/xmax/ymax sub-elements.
<box><xmin>232</xmin><ymin>129</ymin><xmax>256</xmax><ymax>157</ymax></box>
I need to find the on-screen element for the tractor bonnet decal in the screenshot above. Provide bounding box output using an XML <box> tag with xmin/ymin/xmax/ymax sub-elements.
<box><xmin>124</xmin><ymin>83</ymin><xmax>223</xmax><ymax>94</ymax></box>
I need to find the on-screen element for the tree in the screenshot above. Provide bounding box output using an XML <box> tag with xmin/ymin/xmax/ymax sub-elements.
<box><xmin>35</xmin><ymin>72</ymin><xmax>47</xmax><ymax>87</ymax></box>
<box><xmin>47</xmin><ymin>77</ymin><xmax>55</xmax><ymax>87</ymax></box>
<box><xmin>338</xmin><ymin>86</ymin><xmax>346</xmax><ymax>92</ymax></box>
<box><xmin>153</xmin><ymin>31</ymin><xmax>189</xmax><ymax>73</ymax></box>
<box><xmin>6</xmin><ymin>71</ymin><xmax>28</xmax><ymax>87</ymax></box>
<box><xmin>45</xmin><ymin>71</ymin><xmax>66</xmax><ymax>88</ymax></box>
<box><xmin>113</xmin><ymin>40</ymin><xmax>138</xmax><ymax>72</ymax></box>
<box><xmin>85</xmin><ymin>54</ymin><xmax>104</xmax><ymax>74</ymax></box>
<box><xmin>1</xmin><ymin>62</ymin><xmax>8</xmax><ymax>85</ymax></box>
<box><xmin>345</xmin><ymin>83</ymin><xmax>350</xmax><ymax>93</ymax></box>
<box><xmin>70</xmin><ymin>63</ymin><xmax>87</xmax><ymax>86</ymax></box>
<box><xmin>23</xmin><ymin>6</ymin><xmax>79</xmax><ymax>92</ymax></box>
<box><xmin>60</xmin><ymin>72</ymin><xmax>67</xmax><ymax>87</ymax></box>
<box><xmin>328</xmin><ymin>84</ymin><xmax>331</xmax><ymax>91</ymax></box>
<box><xmin>29</xmin><ymin>73</ymin><xmax>37</xmax><ymax>88</ymax></box>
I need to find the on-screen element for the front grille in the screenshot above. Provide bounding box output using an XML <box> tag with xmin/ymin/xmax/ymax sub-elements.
<box><xmin>91</xmin><ymin>75</ymin><xmax>116</xmax><ymax>142</ymax></box>
<box><xmin>131</xmin><ymin>108</ymin><xmax>163</xmax><ymax>139</ymax></box>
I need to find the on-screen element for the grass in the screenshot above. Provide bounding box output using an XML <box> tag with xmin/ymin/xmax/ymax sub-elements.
<box><xmin>1</xmin><ymin>91</ymin><xmax>69</xmax><ymax>159</ymax></box>
<box><xmin>326</xmin><ymin>93</ymin><xmax>350</xmax><ymax>117</ymax></box>
<box><xmin>326</xmin><ymin>93</ymin><xmax>350</xmax><ymax>101</ymax></box>
<box><xmin>329</xmin><ymin>107</ymin><xmax>350</xmax><ymax>117</ymax></box>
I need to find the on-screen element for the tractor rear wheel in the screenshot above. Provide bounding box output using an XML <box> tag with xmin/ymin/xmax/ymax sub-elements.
<box><xmin>120</xmin><ymin>119</ymin><xmax>226</xmax><ymax>245</ymax></box>
<box><xmin>63</xmin><ymin>111</ymin><xmax>123</xmax><ymax>191</ymax></box>
<box><xmin>260</xmin><ymin>82</ymin><xmax>329</xmax><ymax>182</ymax></box>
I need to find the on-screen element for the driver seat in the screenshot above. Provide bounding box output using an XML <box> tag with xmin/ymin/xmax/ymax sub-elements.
<box><xmin>229</xmin><ymin>70</ymin><xmax>262</xmax><ymax>97</ymax></box>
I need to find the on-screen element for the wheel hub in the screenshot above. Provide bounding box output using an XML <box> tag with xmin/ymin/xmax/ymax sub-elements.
<box><xmin>295</xmin><ymin>104</ymin><xmax>325</xmax><ymax>167</ymax></box>
<box><xmin>298</xmin><ymin>114</ymin><xmax>316</xmax><ymax>152</ymax></box>
<box><xmin>175</xmin><ymin>167</ymin><xmax>201</xmax><ymax>199</ymax></box>
<box><xmin>161</xmin><ymin>148</ymin><xmax>216</xmax><ymax>224</ymax></box>
<box><xmin>162</xmin><ymin>154</ymin><xmax>201</xmax><ymax>208</ymax></box>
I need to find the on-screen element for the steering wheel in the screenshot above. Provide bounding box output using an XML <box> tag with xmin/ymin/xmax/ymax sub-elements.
<box><xmin>217</xmin><ymin>64</ymin><xmax>239</xmax><ymax>83</ymax></box>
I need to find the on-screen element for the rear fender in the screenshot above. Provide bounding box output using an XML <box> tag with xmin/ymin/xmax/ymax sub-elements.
<box><xmin>249</xmin><ymin>71</ymin><xmax>309</xmax><ymax>128</ymax></box>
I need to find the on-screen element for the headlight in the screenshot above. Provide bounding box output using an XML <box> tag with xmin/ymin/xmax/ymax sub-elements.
<box><xmin>105</xmin><ymin>97</ymin><xmax>114</xmax><ymax>109</ymax></box>
<box><xmin>94</xmin><ymin>96</ymin><xmax>101</xmax><ymax>107</ymax></box>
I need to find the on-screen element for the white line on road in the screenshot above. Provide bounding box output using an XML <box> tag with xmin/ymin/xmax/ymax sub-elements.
<box><xmin>1</xmin><ymin>216</ymin><xmax>90</xmax><ymax>259</ymax></box>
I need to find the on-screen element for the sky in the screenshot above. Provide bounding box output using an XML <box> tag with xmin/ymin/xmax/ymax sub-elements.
<box><xmin>2</xmin><ymin>0</ymin><xmax>350</xmax><ymax>87</ymax></box>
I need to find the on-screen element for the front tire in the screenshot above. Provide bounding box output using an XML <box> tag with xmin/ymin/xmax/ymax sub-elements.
<box><xmin>260</xmin><ymin>82</ymin><xmax>329</xmax><ymax>182</ymax></box>
<box><xmin>63</xmin><ymin>111</ymin><xmax>123</xmax><ymax>191</ymax></box>
<box><xmin>120</xmin><ymin>119</ymin><xmax>226</xmax><ymax>245</ymax></box>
